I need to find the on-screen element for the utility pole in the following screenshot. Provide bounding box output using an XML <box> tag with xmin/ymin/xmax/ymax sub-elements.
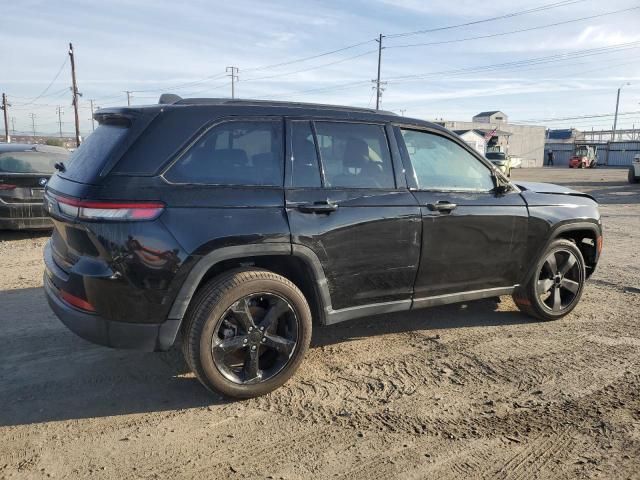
<box><xmin>124</xmin><ymin>91</ymin><xmax>132</xmax><ymax>106</ymax></box>
<box><xmin>226</xmin><ymin>66</ymin><xmax>239</xmax><ymax>99</ymax></box>
<box><xmin>56</xmin><ymin>106</ymin><xmax>64</xmax><ymax>137</ymax></box>
<box><xmin>69</xmin><ymin>42</ymin><xmax>82</xmax><ymax>147</ymax></box>
<box><xmin>399</xmin><ymin>109</ymin><xmax>406</xmax><ymax>116</ymax></box>
<box><xmin>1</xmin><ymin>93</ymin><xmax>10</xmax><ymax>143</ymax></box>
<box><xmin>612</xmin><ymin>82</ymin><xmax>631</xmax><ymax>143</ymax></box>
<box><xmin>11</xmin><ymin>117</ymin><xmax>16</xmax><ymax>137</ymax></box>
<box><xmin>371</xmin><ymin>80</ymin><xmax>387</xmax><ymax>109</ymax></box>
<box><xmin>29</xmin><ymin>113</ymin><xmax>37</xmax><ymax>138</ymax></box>
<box><xmin>89</xmin><ymin>99</ymin><xmax>96</xmax><ymax>131</ymax></box>
<box><xmin>375</xmin><ymin>34</ymin><xmax>384</xmax><ymax>110</ymax></box>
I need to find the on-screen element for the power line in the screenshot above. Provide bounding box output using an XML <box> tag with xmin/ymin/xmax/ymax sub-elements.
<box><xmin>242</xmin><ymin>50</ymin><xmax>377</xmax><ymax>83</ymax></box>
<box><xmin>387</xmin><ymin>6</ymin><xmax>640</xmax><ymax>49</ymax></box>
<box><xmin>242</xmin><ymin>39</ymin><xmax>377</xmax><ymax>73</ymax></box>
<box><xmin>386</xmin><ymin>0</ymin><xmax>588</xmax><ymax>39</ymax></box>
<box><xmin>19</xmin><ymin>57</ymin><xmax>68</xmax><ymax>107</ymax></box>
<box><xmin>385</xmin><ymin>41</ymin><xmax>640</xmax><ymax>83</ymax></box>
<box><xmin>520</xmin><ymin>110</ymin><xmax>640</xmax><ymax>123</ymax></box>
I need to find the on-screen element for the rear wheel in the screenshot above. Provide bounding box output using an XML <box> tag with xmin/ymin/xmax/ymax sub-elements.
<box><xmin>182</xmin><ymin>268</ymin><xmax>312</xmax><ymax>398</ymax></box>
<box><xmin>513</xmin><ymin>239</ymin><xmax>586</xmax><ymax>321</ymax></box>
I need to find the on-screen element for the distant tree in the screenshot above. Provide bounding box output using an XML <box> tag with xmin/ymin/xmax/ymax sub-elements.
<box><xmin>45</xmin><ymin>138</ymin><xmax>64</xmax><ymax>147</ymax></box>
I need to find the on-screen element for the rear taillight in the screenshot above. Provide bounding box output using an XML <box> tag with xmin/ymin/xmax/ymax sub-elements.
<box><xmin>60</xmin><ymin>289</ymin><xmax>95</xmax><ymax>312</ymax></box>
<box><xmin>51</xmin><ymin>194</ymin><xmax>164</xmax><ymax>221</ymax></box>
<box><xmin>0</xmin><ymin>184</ymin><xmax>17</xmax><ymax>190</ymax></box>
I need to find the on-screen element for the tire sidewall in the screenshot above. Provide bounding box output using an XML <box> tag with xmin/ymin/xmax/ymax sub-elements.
<box><xmin>196</xmin><ymin>275</ymin><xmax>312</xmax><ymax>398</ymax></box>
<box><xmin>527</xmin><ymin>239</ymin><xmax>586</xmax><ymax>321</ymax></box>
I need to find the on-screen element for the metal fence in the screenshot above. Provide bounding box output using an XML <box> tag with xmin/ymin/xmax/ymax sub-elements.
<box><xmin>545</xmin><ymin>141</ymin><xmax>640</xmax><ymax>166</ymax></box>
<box><xmin>607</xmin><ymin>142</ymin><xmax>640</xmax><ymax>166</ymax></box>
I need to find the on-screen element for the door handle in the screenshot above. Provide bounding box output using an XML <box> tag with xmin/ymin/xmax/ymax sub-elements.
<box><xmin>296</xmin><ymin>201</ymin><xmax>339</xmax><ymax>214</ymax></box>
<box><xmin>426</xmin><ymin>201</ymin><xmax>457</xmax><ymax>212</ymax></box>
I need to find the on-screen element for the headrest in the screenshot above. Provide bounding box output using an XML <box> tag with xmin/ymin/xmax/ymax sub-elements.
<box><xmin>343</xmin><ymin>137</ymin><xmax>370</xmax><ymax>168</ymax></box>
<box><xmin>293</xmin><ymin>138</ymin><xmax>316</xmax><ymax>161</ymax></box>
<box><xmin>218</xmin><ymin>148</ymin><xmax>248</xmax><ymax>167</ymax></box>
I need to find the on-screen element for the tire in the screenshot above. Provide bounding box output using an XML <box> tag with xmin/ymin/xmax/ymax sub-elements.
<box><xmin>629</xmin><ymin>167</ymin><xmax>639</xmax><ymax>184</ymax></box>
<box><xmin>513</xmin><ymin>239</ymin><xmax>586</xmax><ymax>321</ymax></box>
<box><xmin>182</xmin><ymin>268</ymin><xmax>312</xmax><ymax>399</ymax></box>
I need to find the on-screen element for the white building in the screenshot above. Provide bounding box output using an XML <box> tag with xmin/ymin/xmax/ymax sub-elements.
<box><xmin>472</xmin><ymin>110</ymin><xmax>508</xmax><ymax>124</ymax></box>
<box><xmin>441</xmin><ymin>111</ymin><xmax>546</xmax><ymax>167</ymax></box>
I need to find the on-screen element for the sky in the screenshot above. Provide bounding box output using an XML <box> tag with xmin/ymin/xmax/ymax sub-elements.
<box><xmin>2</xmin><ymin>0</ymin><xmax>640</xmax><ymax>136</ymax></box>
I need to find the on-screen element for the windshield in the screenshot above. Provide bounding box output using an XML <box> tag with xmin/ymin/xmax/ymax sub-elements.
<box><xmin>0</xmin><ymin>151</ymin><xmax>68</xmax><ymax>174</ymax></box>
<box><xmin>485</xmin><ymin>152</ymin><xmax>506</xmax><ymax>160</ymax></box>
<box><xmin>575</xmin><ymin>147</ymin><xmax>588</xmax><ymax>156</ymax></box>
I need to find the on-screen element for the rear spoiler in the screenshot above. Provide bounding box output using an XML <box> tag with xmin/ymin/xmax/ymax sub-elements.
<box><xmin>158</xmin><ymin>93</ymin><xmax>183</xmax><ymax>105</ymax></box>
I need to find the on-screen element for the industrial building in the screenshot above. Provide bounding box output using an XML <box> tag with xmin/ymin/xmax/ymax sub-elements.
<box><xmin>439</xmin><ymin>110</ymin><xmax>547</xmax><ymax>167</ymax></box>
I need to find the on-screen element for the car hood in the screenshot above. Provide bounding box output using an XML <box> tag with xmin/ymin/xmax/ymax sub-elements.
<box><xmin>515</xmin><ymin>181</ymin><xmax>596</xmax><ymax>202</ymax></box>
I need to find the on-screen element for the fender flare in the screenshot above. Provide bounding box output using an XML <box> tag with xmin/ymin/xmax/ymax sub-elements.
<box><xmin>520</xmin><ymin>220</ymin><xmax>602</xmax><ymax>286</ymax></box>
<box><xmin>161</xmin><ymin>243</ymin><xmax>333</xmax><ymax>348</ymax></box>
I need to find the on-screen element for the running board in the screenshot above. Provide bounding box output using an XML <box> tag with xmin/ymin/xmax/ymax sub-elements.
<box><xmin>324</xmin><ymin>286</ymin><xmax>517</xmax><ymax>325</ymax></box>
<box><xmin>412</xmin><ymin>286</ymin><xmax>516</xmax><ymax>309</ymax></box>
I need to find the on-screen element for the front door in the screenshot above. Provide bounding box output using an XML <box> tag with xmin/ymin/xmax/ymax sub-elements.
<box><xmin>395</xmin><ymin>126</ymin><xmax>529</xmax><ymax>300</ymax></box>
<box><xmin>285</xmin><ymin>119</ymin><xmax>422</xmax><ymax>314</ymax></box>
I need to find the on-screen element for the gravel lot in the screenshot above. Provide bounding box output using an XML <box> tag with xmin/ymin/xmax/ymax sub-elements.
<box><xmin>1</xmin><ymin>167</ymin><xmax>638</xmax><ymax>480</ymax></box>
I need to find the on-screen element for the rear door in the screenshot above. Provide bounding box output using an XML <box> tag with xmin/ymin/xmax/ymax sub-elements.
<box><xmin>395</xmin><ymin>126</ymin><xmax>529</xmax><ymax>300</ymax></box>
<box><xmin>285</xmin><ymin>119</ymin><xmax>421</xmax><ymax>313</ymax></box>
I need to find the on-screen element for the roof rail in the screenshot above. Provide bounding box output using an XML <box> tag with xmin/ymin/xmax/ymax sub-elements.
<box><xmin>158</xmin><ymin>93</ymin><xmax>183</xmax><ymax>105</ymax></box>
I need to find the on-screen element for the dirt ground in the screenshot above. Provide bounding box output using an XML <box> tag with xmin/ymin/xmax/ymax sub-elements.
<box><xmin>1</xmin><ymin>167</ymin><xmax>638</xmax><ymax>480</ymax></box>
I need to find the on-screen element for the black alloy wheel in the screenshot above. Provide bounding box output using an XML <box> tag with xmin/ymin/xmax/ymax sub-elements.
<box><xmin>182</xmin><ymin>268</ymin><xmax>312</xmax><ymax>399</ymax></box>
<box><xmin>212</xmin><ymin>293</ymin><xmax>298</xmax><ymax>385</ymax></box>
<box><xmin>536</xmin><ymin>250</ymin><xmax>581</xmax><ymax>313</ymax></box>
<box><xmin>513</xmin><ymin>238</ymin><xmax>586</xmax><ymax>321</ymax></box>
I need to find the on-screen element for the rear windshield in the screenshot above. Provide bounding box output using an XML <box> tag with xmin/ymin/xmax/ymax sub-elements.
<box><xmin>59</xmin><ymin>123</ymin><xmax>129</xmax><ymax>183</ymax></box>
<box><xmin>485</xmin><ymin>152</ymin><xmax>506</xmax><ymax>160</ymax></box>
<box><xmin>0</xmin><ymin>151</ymin><xmax>68</xmax><ymax>174</ymax></box>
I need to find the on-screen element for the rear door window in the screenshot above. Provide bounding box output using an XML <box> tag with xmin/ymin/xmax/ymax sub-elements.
<box><xmin>165</xmin><ymin>120</ymin><xmax>283</xmax><ymax>186</ymax></box>
<box><xmin>60</xmin><ymin>123</ymin><xmax>129</xmax><ymax>183</ymax></box>
<box><xmin>288</xmin><ymin>121</ymin><xmax>321</xmax><ymax>187</ymax></box>
<box><xmin>314</xmin><ymin>122</ymin><xmax>395</xmax><ymax>189</ymax></box>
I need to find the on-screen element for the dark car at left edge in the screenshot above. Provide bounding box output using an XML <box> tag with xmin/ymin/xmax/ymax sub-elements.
<box><xmin>0</xmin><ymin>143</ymin><xmax>69</xmax><ymax>230</ymax></box>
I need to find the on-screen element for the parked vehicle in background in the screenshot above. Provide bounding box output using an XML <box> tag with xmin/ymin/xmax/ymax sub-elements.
<box><xmin>43</xmin><ymin>96</ymin><xmax>602</xmax><ymax>399</ymax></box>
<box><xmin>485</xmin><ymin>151</ymin><xmax>512</xmax><ymax>177</ymax></box>
<box><xmin>0</xmin><ymin>144</ymin><xmax>68</xmax><ymax>230</ymax></box>
<box><xmin>629</xmin><ymin>154</ymin><xmax>640</xmax><ymax>184</ymax></box>
<box><xmin>569</xmin><ymin>144</ymin><xmax>597</xmax><ymax>168</ymax></box>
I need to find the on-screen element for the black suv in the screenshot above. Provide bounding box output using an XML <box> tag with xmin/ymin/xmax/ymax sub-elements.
<box><xmin>43</xmin><ymin>96</ymin><xmax>602</xmax><ymax>398</ymax></box>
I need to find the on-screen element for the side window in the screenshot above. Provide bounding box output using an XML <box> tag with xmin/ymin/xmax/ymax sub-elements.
<box><xmin>165</xmin><ymin>120</ymin><xmax>283</xmax><ymax>186</ymax></box>
<box><xmin>400</xmin><ymin>129</ymin><xmax>495</xmax><ymax>191</ymax></box>
<box><xmin>314</xmin><ymin>122</ymin><xmax>395</xmax><ymax>188</ymax></box>
<box><xmin>289</xmin><ymin>121</ymin><xmax>321</xmax><ymax>187</ymax></box>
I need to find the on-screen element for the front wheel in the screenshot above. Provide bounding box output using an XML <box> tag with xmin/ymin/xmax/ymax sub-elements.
<box><xmin>182</xmin><ymin>268</ymin><xmax>312</xmax><ymax>398</ymax></box>
<box><xmin>513</xmin><ymin>239</ymin><xmax>586</xmax><ymax>321</ymax></box>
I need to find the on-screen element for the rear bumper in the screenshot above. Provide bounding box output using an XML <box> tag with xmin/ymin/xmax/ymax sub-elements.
<box><xmin>43</xmin><ymin>242</ymin><xmax>180</xmax><ymax>351</ymax></box>
<box><xmin>0</xmin><ymin>202</ymin><xmax>51</xmax><ymax>230</ymax></box>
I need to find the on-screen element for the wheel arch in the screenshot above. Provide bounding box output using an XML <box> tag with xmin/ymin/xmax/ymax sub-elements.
<box><xmin>164</xmin><ymin>243</ymin><xmax>332</xmax><ymax>348</ymax></box>
<box><xmin>521</xmin><ymin>221</ymin><xmax>602</xmax><ymax>285</ymax></box>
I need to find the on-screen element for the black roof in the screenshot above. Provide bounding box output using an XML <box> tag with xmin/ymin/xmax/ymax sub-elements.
<box><xmin>474</xmin><ymin>110</ymin><xmax>504</xmax><ymax>117</ymax></box>
<box><xmin>96</xmin><ymin>94</ymin><xmax>447</xmax><ymax>134</ymax></box>
<box><xmin>169</xmin><ymin>95</ymin><xmax>398</xmax><ymax>116</ymax></box>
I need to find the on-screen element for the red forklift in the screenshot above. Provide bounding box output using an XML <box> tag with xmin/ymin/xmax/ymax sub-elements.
<box><xmin>569</xmin><ymin>144</ymin><xmax>598</xmax><ymax>168</ymax></box>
